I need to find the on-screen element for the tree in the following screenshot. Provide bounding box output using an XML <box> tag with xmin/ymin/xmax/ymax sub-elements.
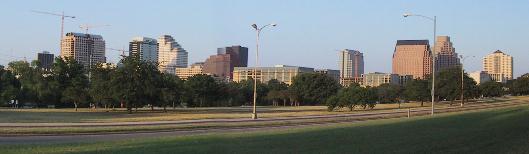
<box><xmin>403</xmin><ymin>79</ymin><xmax>430</xmax><ymax>106</ymax></box>
<box><xmin>160</xmin><ymin>73</ymin><xmax>182</xmax><ymax>111</ymax></box>
<box><xmin>326</xmin><ymin>84</ymin><xmax>377</xmax><ymax>111</ymax></box>
<box><xmin>435</xmin><ymin>67</ymin><xmax>478</xmax><ymax>105</ymax></box>
<box><xmin>266</xmin><ymin>79</ymin><xmax>288</xmax><ymax>106</ymax></box>
<box><xmin>61</xmin><ymin>75</ymin><xmax>89</xmax><ymax>111</ymax></box>
<box><xmin>479</xmin><ymin>81</ymin><xmax>504</xmax><ymax>98</ymax></box>
<box><xmin>377</xmin><ymin>84</ymin><xmax>402</xmax><ymax>108</ymax></box>
<box><xmin>89</xmin><ymin>63</ymin><xmax>117</xmax><ymax>109</ymax></box>
<box><xmin>0</xmin><ymin>67</ymin><xmax>21</xmax><ymax>107</ymax></box>
<box><xmin>185</xmin><ymin>74</ymin><xmax>219</xmax><ymax>107</ymax></box>
<box><xmin>290</xmin><ymin>73</ymin><xmax>341</xmax><ymax>105</ymax></box>
<box><xmin>511</xmin><ymin>75</ymin><xmax>529</xmax><ymax>96</ymax></box>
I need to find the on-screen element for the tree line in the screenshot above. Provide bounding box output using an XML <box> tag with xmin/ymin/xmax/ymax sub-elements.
<box><xmin>1</xmin><ymin>57</ymin><xmax>529</xmax><ymax>113</ymax></box>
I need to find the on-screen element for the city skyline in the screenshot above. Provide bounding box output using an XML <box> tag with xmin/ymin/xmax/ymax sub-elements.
<box><xmin>1</xmin><ymin>0</ymin><xmax>528</xmax><ymax>77</ymax></box>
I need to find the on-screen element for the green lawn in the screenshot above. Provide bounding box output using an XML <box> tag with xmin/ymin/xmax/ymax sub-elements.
<box><xmin>2</xmin><ymin>105</ymin><xmax>529</xmax><ymax>154</ymax></box>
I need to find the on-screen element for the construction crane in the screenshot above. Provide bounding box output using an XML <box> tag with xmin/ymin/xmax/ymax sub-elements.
<box><xmin>79</xmin><ymin>24</ymin><xmax>110</xmax><ymax>34</ymax></box>
<box><xmin>107</xmin><ymin>48</ymin><xmax>131</xmax><ymax>59</ymax></box>
<box><xmin>31</xmin><ymin>10</ymin><xmax>76</xmax><ymax>54</ymax></box>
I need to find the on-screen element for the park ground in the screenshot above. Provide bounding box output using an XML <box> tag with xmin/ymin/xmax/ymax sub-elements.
<box><xmin>0</xmin><ymin>97</ymin><xmax>514</xmax><ymax>123</ymax></box>
<box><xmin>0</xmin><ymin>97</ymin><xmax>523</xmax><ymax>135</ymax></box>
<box><xmin>0</xmin><ymin>97</ymin><xmax>529</xmax><ymax>154</ymax></box>
<box><xmin>1</xmin><ymin>103</ymin><xmax>529</xmax><ymax>153</ymax></box>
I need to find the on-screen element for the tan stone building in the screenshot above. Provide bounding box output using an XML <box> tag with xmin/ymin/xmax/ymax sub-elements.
<box><xmin>175</xmin><ymin>63</ymin><xmax>204</xmax><ymax>80</ymax></box>
<box><xmin>435</xmin><ymin>36</ymin><xmax>460</xmax><ymax>71</ymax></box>
<box><xmin>61</xmin><ymin>32</ymin><xmax>106</xmax><ymax>69</ymax></box>
<box><xmin>232</xmin><ymin>65</ymin><xmax>314</xmax><ymax>85</ymax></box>
<box><xmin>392</xmin><ymin>40</ymin><xmax>432</xmax><ymax>79</ymax></box>
<box><xmin>483</xmin><ymin>50</ymin><xmax>513</xmax><ymax>82</ymax></box>
<box><xmin>362</xmin><ymin>72</ymin><xmax>400</xmax><ymax>87</ymax></box>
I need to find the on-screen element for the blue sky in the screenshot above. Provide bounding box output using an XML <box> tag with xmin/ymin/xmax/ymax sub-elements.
<box><xmin>1</xmin><ymin>0</ymin><xmax>528</xmax><ymax>77</ymax></box>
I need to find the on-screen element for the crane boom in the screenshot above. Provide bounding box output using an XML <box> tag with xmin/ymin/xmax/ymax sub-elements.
<box><xmin>31</xmin><ymin>10</ymin><xmax>75</xmax><ymax>18</ymax></box>
<box><xmin>79</xmin><ymin>24</ymin><xmax>110</xmax><ymax>34</ymax></box>
<box><xmin>31</xmin><ymin>10</ymin><xmax>76</xmax><ymax>56</ymax></box>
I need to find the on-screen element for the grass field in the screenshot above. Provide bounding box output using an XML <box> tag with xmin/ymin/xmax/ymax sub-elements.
<box><xmin>2</xmin><ymin>104</ymin><xmax>529</xmax><ymax>154</ymax></box>
<box><xmin>0</xmin><ymin>97</ymin><xmax>513</xmax><ymax>123</ymax></box>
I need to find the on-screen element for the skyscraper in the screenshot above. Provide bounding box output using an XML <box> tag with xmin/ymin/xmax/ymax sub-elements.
<box><xmin>37</xmin><ymin>51</ymin><xmax>54</xmax><ymax>71</ymax></box>
<box><xmin>435</xmin><ymin>36</ymin><xmax>460</xmax><ymax>71</ymax></box>
<box><xmin>392</xmin><ymin>40</ymin><xmax>432</xmax><ymax>79</ymax></box>
<box><xmin>217</xmin><ymin>45</ymin><xmax>248</xmax><ymax>67</ymax></box>
<box><xmin>61</xmin><ymin>32</ymin><xmax>106</xmax><ymax>70</ymax></box>
<box><xmin>339</xmin><ymin>49</ymin><xmax>364</xmax><ymax>86</ymax></box>
<box><xmin>483</xmin><ymin>50</ymin><xmax>513</xmax><ymax>82</ymax></box>
<box><xmin>129</xmin><ymin>37</ymin><xmax>158</xmax><ymax>63</ymax></box>
<box><xmin>158</xmin><ymin>35</ymin><xmax>188</xmax><ymax>74</ymax></box>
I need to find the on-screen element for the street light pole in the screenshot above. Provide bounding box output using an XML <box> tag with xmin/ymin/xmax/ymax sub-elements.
<box><xmin>459</xmin><ymin>55</ymin><xmax>474</xmax><ymax>107</ymax></box>
<box><xmin>251</xmin><ymin>23</ymin><xmax>276</xmax><ymax>119</ymax></box>
<box><xmin>403</xmin><ymin>13</ymin><xmax>437</xmax><ymax>115</ymax></box>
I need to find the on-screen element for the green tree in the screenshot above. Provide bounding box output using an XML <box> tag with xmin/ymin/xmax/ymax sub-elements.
<box><xmin>479</xmin><ymin>81</ymin><xmax>504</xmax><ymax>97</ymax></box>
<box><xmin>266</xmin><ymin>79</ymin><xmax>288</xmax><ymax>106</ymax></box>
<box><xmin>160</xmin><ymin>73</ymin><xmax>182</xmax><ymax>111</ymax></box>
<box><xmin>511</xmin><ymin>75</ymin><xmax>529</xmax><ymax>96</ymax></box>
<box><xmin>89</xmin><ymin>63</ymin><xmax>117</xmax><ymax>109</ymax></box>
<box><xmin>403</xmin><ymin>79</ymin><xmax>430</xmax><ymax>106</ymax></box>
<box><xmin>61</xmin><ymin>74</ymin><xmax>89</xmax><ymax>111</ymax></box>
<box><xmin>290</xmin><ymin>73</ymin><xmax>341</xmax><ymax>105</ymax></box>
<box><xmin>377</xmin><ymin>84</ymin><xmax>402</xmax><ymax>108</ymax></box>
<box><xmin>185</xmin><ymin>74</ymin><xmax>219</xmax><ymax>107</ymax></box>
<box><xmin>0</xmin><ymin>67</ymin><xmax>21</xmax><ymax>107</ymax></box>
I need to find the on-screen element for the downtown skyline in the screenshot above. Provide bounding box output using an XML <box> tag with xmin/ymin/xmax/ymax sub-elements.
<box><xmin>0</xmin><ymin>0</ymin><xmax>528</xmax><ymax>77</ymax></box>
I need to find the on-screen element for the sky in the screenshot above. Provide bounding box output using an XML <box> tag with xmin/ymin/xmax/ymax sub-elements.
<box><xmin>0</xmin><ymin>0</ymin><xmax>528</xmax><ymax>77</ymax></box>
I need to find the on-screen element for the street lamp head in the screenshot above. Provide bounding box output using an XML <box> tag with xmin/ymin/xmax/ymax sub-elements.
<box><xmin>271</xmin><ymin>24</ymin><xmax>277</xmax><ymax>27</ymax></box>
<box><xmin>251</xmin><ymin>24</ymin><xmax>258</xmax><ymax>30</ymax></box>
<box><xmin>403</xmin><ymin>13</ymin><xmax>411</xmax><ymax>17</ymax></box>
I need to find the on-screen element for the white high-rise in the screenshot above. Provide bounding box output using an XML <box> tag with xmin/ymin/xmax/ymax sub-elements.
<box><xmin>129</xmin><ymin>37</ymin><xmax>158</xmax><ymax>63</ymax></box>
<box><xmin>61</xmin><ymin>32</ymin><xmax>106</xmax><ymax>70</ymax></box>
<box><xmin>339</xmin><ymin>49</ymin><xmax>364</xmax><ymax>86</ymax></box>
<box><xmin>157</xmin><ymin>35</ymin><xmax>188</xmax><ymax>74</ymax></box>
<box><xmin>483</xmin><ymin>50</ymin><xmax>513</xmax><ymax>83</ymax></box>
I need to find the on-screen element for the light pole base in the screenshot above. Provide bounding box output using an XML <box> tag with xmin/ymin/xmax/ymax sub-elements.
<box><xmin>252</xmin><ymin>113</ymin><xmax>258</xmax><ymax>119</ymax></box>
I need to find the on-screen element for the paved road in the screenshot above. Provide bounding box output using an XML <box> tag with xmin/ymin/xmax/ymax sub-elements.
<box><xmin>0</xmin><ymin>98</ymin><xmax>527</xmax><ymax>145</ymax></box>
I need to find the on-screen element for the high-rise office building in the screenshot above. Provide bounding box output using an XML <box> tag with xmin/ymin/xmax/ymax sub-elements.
<box><xmin>202</xmin><ymin>45</ymin><xmax>248</xmax><ymax>80</ymax></box>
<box><xmin>339</xmin><ymin>49</ymin><xmax>364</xmax><ymax>86</ymax></box>
<box><xmin>203</xmin><ymin>54</ymin><xmax>232</xmax><ymax>80</ymax></box>
<box><xmin>392</xmin><ymin>40</ymin><xmax>432</xmax><ymax>79</ymax></box>
<box><xmin>37</xmin><ymin>51</ymin><xmax>54</xmax><ymax>71</ymax></box>
<box><xmin>158</xmin><ymin>35</ymin><xmax>187</xmax><ymax>74</ymax></box>
<box><xmin>129</xmin><ymin>37</ymin><xmax>158</xmax><ymax>63</ymax></box>
<box><xmin>61</xmin><ymin>32</ymin><xmax>106</xmax><ymax>69</ymax></box>
<box><xmin>483</xmin><ymin>50</ymin><xmax>513</xmax><ymax>82</ymax></box>
<box><xmin>217</xmin><ymin>45</ymin><xmax>248</xmax><ymax>67</ymax></box>
<box><xmin>435</xmin><ymin>36</ymin><xmax>460</xmax><ymax>71</ymax></box>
